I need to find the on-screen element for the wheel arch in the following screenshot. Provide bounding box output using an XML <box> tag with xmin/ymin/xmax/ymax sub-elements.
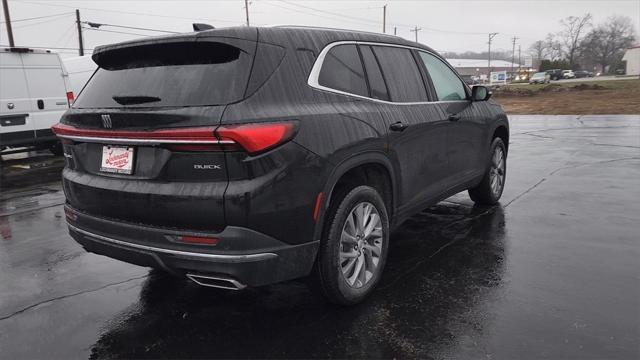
<box><xmin>491</xmin><ymin>118</ymin><xmax>510</xmax><ymax>153</ymax></box>
<box><xmin>313</xmin><ymin>152</ymin><xmax>397</xmax><ymax>243</ymax></box>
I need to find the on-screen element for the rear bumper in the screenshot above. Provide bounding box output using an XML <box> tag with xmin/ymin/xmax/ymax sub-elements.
<box><xmin>65</xmin><ymin>205</ymin><xmax>319</xmax><ymax>287</ymax></box>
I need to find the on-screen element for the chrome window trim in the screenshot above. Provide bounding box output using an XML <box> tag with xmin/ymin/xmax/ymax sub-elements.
<box><xmin>68</xmin><ymin>224</ymin><xmax>278</xmax><ymax>263</ymax></box>
<box><xmin>307</xmin><ymin>40</ymin><xmax>471</xmax><ymax>105</ymax></box>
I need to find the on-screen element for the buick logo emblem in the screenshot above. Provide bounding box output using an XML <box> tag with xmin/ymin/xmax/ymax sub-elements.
<box><xmin>101</xmin><ymin>114</ymin><xmax>112</xmax><ymax>129</ymax></box>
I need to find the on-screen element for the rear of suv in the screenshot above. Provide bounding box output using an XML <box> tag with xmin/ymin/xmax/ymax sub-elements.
<box><xmin>54</xmin><ymin>26</ymin><xmax>509</xmax><ymax>304</ymax></box>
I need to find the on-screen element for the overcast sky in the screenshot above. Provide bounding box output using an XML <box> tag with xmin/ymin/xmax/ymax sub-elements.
<box><xmin>1</xmin><ymin>0</ymin><xmax>638</xmax><ymax>58</ymax></box>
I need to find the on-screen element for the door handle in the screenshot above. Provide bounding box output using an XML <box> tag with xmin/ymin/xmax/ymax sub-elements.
<box><xmin>448</xmin><ymin>113</ymin><xmax>460</xmax><ymax>121</ymax></box>
<box><xmin>37</xmin><ymin>99</ymin><xmax>44</xmax><ymax>110</ymax></box>
<box><xmin>389</xmin><ymin>121</ymin><xmax>409</xmax><ymax>132</ymax></box>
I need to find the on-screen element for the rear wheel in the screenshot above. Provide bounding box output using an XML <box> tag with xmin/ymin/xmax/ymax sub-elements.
<box><xmin>313</xmin><ymin>185</ymin><xmax>389</xmax><ymax>305</ymax></box>
<box><xmin>469</xmin><ymin>137</ymin><xmax>507</xmax><ymax>205</ymax></box>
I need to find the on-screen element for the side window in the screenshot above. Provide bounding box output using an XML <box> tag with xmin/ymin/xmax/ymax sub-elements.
<box><xmin>359</xmin><ymin>45</ymin><xmax>389</xmax><ymax>101</ymax></box>
<box><xmin>371</xmin><ymin>46</ymin><xmax>428</xmax><ymax>102</ymax></box>
<box><xmin>418</xmin><ymin>52</ymin><xmax>467</xmax><ymax>101</ymax></box>
<box><xmin>318</xmin><ymin>44</ymin><xmax>368</xmax><ymax>97</ymax></box>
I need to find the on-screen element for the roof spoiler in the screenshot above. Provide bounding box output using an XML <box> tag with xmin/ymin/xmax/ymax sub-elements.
<box><xmin>193</xmin><ymin>23</ymin><xmax>215</xmax><ymax>31</ymax></box>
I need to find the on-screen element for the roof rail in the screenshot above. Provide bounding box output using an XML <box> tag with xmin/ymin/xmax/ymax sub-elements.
<box><xmin>270</xmin><ymin>25</ymin><xmax>401</xmax><ymax>38</ymax></box>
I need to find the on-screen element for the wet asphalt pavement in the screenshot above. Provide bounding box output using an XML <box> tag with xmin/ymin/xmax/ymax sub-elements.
<box><xmin>1</xmin><ymin>115</ymin><xmax>639</xmax><ymax>359</ymax></box>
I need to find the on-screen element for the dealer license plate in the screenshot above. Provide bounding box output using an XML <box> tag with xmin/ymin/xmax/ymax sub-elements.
<box><xmin>100</xmin><ymin>145</ymin><xmax>135</xmax><ymax>174</ymax></box>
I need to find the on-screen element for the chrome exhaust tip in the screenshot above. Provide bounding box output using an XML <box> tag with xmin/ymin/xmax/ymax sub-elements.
<box><xmin>186</xmin><ymin>273</ymin><xmax>247</xmax><ymax>290</ymax></box>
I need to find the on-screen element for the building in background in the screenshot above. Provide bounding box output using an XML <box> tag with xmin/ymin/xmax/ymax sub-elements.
<box><xmin>446</xmin><ymin>58</ymin><xmax>523</xmax><ymax>76</ymax></box>
<box><xmin>622</xmin><ymin>45</ymin><xmax>640</xmax><ymax>76</ymax></box>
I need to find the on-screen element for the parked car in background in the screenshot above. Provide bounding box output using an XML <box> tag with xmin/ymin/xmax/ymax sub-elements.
<box><xmin>52</xmin><ymin>26</ymin><xmax>509</xmax><ymax>305</ymax></box>
<box><xmin>574</xmin><ymin>70</ymin><xmax>593</xmax><ymax>78</ymax></box>
<box><xmin>1</xmin><ymin>47</ymin><xmax>72</xmax><ymax>155</ymax></box>
<box><xmin>562</xmin><ymin>70</ymin><xmax>575</xmax><ymax>79</ymax></box>
<box><xmin>529</xmin><ymin>72</ymin><xmax>550</xmax><ymax>84</ymax></box>
<box><xmin>545</xmin><ymin>69</ymin><xmax>563</xmax><ymax>80</ymax></box>
<box><xmin>460</xmin><ymin>74</ymin><xmax>479</xmax><ymax>86</ymax></box>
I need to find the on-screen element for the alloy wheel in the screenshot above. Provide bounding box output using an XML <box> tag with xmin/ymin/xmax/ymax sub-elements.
<box><xmin>490</xmin><ymin>146</ymin><xmax>505</xmax><ymax>197</ymax></box>
<box><xmin>339</xmin><ymin>202</ymin><xmax>383</xmax><ymax>288</ymax></box>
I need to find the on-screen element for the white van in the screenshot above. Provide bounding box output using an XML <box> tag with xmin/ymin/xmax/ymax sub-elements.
<box><xmin>0</xmin><ymin>47</ymin><xmax>73</xmax><ymax>155</ymax></box>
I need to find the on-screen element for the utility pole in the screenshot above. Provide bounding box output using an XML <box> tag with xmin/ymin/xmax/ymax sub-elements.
<box><xmin>518</xmin><ymin>44</ymin><xmax>521</xmax><ymax>70</ymax></box>
<box><xmin>2</xmin><ymin>0</ymin><xmax>15</xmax><ymax>47</ymax></box>
<box><xmin>394</xmin><ymin>26</ymin><xmax>397</xmax><ymax>36</ymax></box>
<box><xmin>382</xmin><ymin>4</ymin><xmax>386</xmax><ymax>33</ymax></box>
<box><xmin>487</xmin><ymin>32</ymin><xmax>498</xmax><ymax>76</ymax></box>
<box><xmin>511</xmin><ymin>36</ymin><xmax>519</xmax><ymax>74</ymax></box>
<box><xmin>76</xmin><ymin>9</ymin><xmax>84</xmax><ymax>56</ymax></box>
<box><xmin>410</xmin><ymin>26</ymin><xmax>422</xmax><ymax>43</ymax></box>
<box><xmin>244</xmin><ymin>0</ymin><xmax>250</xmax><ymax>26</ymax></box>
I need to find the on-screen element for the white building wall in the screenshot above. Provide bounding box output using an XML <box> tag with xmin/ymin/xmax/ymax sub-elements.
<box><xmin>622</xmin><ymin>47</ymin><xmax>640</xmax><ymax>76</ymax></box>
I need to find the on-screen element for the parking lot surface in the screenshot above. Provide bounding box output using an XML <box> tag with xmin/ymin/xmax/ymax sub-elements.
<box><xmin>1</xmin><ymin>115</ymin><xmax>639</xmax><ymax>359</ymax></box>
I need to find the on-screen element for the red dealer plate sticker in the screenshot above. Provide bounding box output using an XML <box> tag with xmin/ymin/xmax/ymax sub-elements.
<box><xmin>100</xmin><ymin>145</ymin><xmax>135</xmax><ymax>174</ymax></box>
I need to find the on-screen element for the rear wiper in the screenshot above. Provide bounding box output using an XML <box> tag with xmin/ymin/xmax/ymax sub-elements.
<box><xmin>112</xmin><ymin>95</ymin><xmax>161</xmax><ymax>105</ymax></box>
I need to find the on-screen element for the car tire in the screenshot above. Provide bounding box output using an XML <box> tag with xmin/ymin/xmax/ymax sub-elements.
<box><xmin>468</xmin><ymin>137</ymin><xmax>507</xmax><ymax>205</ymax></box>
<box><xmin>313</xmin><ymin>185</ymin><xmax>389</xmax><ymax>305</ymax></box>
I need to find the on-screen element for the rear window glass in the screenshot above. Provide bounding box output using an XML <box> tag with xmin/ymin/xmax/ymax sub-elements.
<box><xmin>74</xmin><ymin>42</ymin><xmax>252</xmax><ymax>108</ymax></box>
<box><xmin>371</xmin><ymin>46</ymin><xmax>428</xmax><ymax>102</ymax></box>
<box><xmin>318</xmin><ymin>44</ymin><xmax>368</xmax><ymax>97</ymax></box>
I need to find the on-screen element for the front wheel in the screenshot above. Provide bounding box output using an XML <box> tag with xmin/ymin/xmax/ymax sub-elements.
<box><xmin>313</xmin><ymin>185</ymin><xmax>389</xmax><ymax>305</ymax></box>
<box><xmin>469</xmin><ymin>137</ymin><xmax>507</xmax><ymax>205</ymax></box>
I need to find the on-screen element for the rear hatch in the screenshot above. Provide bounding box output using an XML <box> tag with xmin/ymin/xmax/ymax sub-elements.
<box><xmin>57</xmin><ymin>34</ymin><xmax>261</xmax><ymax>231</ymax></box>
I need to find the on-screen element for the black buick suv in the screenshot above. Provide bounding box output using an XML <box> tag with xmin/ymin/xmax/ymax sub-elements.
<box><xmin>53</xmin><ymin>26</ymin><xmax>509</xmax><ymax>304</ymax></box>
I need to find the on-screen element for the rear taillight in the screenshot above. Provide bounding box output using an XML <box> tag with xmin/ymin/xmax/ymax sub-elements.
<box><xmin>215</xmin><ymin>122</ymin><xmax>297</xmax><ymax>155</ymax></box>
<box><xmin>66</xmin><ymin>91</ymin><xmax>74</xmax><ymax>106</ymax></box>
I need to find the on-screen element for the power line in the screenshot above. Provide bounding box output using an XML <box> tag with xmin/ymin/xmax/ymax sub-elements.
<box><xmin>263</xmin><ymin>1</ymin><xmax>377</xmax><ymax>27</ymax></box>
<box><xmin>12</xmin><ymin>13</ymin><xmax>71</xmax><ymax>29</ymax></box>
<box><xmin>83</xmin><ymin>27</ymin><xmax>151</xmax><ymax>38</ymax></box>
<box><xmin>278</xmin><ymin>0</ymin><xmax>384</xmax><ymax>26</ymax></box>
<box><xmin>83</xmin><ymin>21</ymin><xmax>179</xmax><ymax>34</ymax></box>
<box><xmin>275</xmin><ymin>0</ymin><xmax>487</xmax><ymax>36</ymax></box>
<box><xmin>14</xmin><ymin>0</ymin><xmax>241</xmax><ymax>24</ymax></box>
<box><xmin>0</xmin><ymin>11</ymin><xmax>71</xmax><ymax>24</ymax></box>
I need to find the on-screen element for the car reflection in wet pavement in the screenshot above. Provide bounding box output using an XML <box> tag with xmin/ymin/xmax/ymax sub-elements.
<box><xmin>1</xmin><ymin>115</ymin><xmax>639</xmax><ymax>359</ymax></box>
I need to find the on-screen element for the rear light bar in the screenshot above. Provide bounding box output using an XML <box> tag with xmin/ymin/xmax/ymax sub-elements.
<box><xmin>52</xmin><ymin>121</ymin><xmax>297</xmax><ymax>155</ymax></box>
<box><xmin>52</xmin><ymin>123</ymin><xmax>223</xmax><ymax>145</ymax></box>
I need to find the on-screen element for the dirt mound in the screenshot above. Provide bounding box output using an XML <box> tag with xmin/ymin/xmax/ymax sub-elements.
<box><xmin>494</xmin><ymin>83</ymin><xmax>609</xmax><ymax>97</ymax></box>
<box><xmin>539</xmin><ymin>83</ymin><xmax>607</xmax><ymax>92</ymax></box>
<box><xmin>491</xmin><ymin>86</ymin><xmax>535</xmax><ymax>97</ymax></box>
<box><xmin>571</xmin><ymin>83</ymin><xmax>607</xmax><ymax>91</ymax></box>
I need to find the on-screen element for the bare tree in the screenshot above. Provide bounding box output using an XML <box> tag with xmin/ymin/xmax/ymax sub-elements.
<box><xmin>545</xmin><ymin>34</ymin><xmax>563</xmax><ymax>61</ymax></box>
<box><xmin>558</xmin><ymin>13</ymin><xmax>592</xmax><ymax>68</ymax></box>
<box><xmin>581</xmin><ymin>16</ymin><xmax>636</xmax><ymax>73</ymax></box>
<box><xmin>528</xmin><ymin>40</ymin><xmax>547</xmax><ymax>68</ymax></box>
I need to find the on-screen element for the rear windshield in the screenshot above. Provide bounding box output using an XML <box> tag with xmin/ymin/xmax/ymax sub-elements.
<box><xmin>73</xmin><ymin>42</ymin><xmax>253</xmax><ymax>108</ymax></box>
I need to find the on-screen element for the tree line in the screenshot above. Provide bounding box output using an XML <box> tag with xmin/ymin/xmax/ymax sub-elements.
<box><xmin>529</xmin><ymin>14</ymin><xmax>636</xmax><ymax>73</ymax></box>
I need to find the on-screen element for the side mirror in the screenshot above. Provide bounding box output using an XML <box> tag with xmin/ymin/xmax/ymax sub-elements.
<box><xmin>472</xmin><ymin>85</ymin><xmax>492</xmax><ymax>101</ymax></box>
